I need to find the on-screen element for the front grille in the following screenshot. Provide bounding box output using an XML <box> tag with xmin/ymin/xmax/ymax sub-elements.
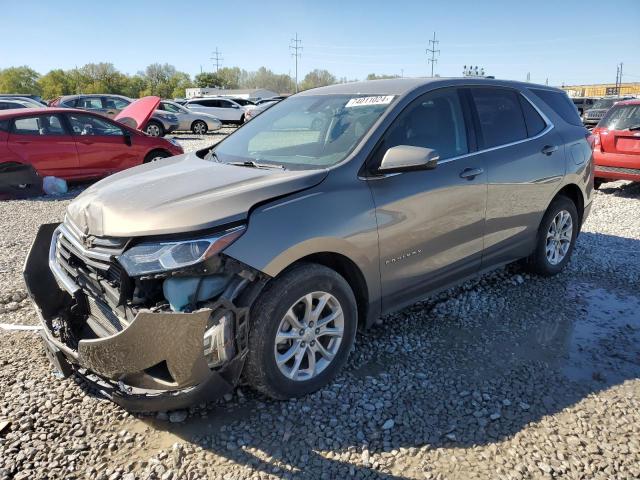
<box><xmin>54</xmin><ymin>219</ymin><xmax>130</xmax><ymax>337</ymax></box>
<box><xmin>596</xmin><ymin>165</ymin><xmax>640</xmax><ymax>175</ymax></box>
<box><xmin>587</xmin><ymin>110</ymin><xmax>605</xmax><ymax>119</ymax></box>
<box><xmin>55</xmin><ymin>220</ymin><xmax>128</xmax><ymax>283</ymax></box>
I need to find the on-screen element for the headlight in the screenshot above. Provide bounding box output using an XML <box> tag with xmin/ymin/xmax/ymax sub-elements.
<box><xmin>118</xmin><ymin>226</ymin><xmax>245</xmax><ymax>276</ymax></box>
<box><xmin>165</xmin><ymin>114</ymin><xmax>178</xmax><ymax>122</ymax></box>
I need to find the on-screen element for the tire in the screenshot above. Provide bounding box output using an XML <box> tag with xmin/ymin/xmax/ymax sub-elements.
<box><xmin>191</xmin><ymin>120</ymin><xmax>208</xmax><ymax>135</ymax></box>
<box><xmin>144</xmin><ymin>150</ymin><xmax>171</xmax><ymax>163</ymax></box>
<box><xmin>239</xmin><ymin>114</ymin><xmax>245</xmax><ymax>125</ymax></box>
<box><xmin>525</xmin><ymin>195</ymin><xmax>579</xmax><ymax>276</ymax></box>
<box><xmin>244</xmin><ymin>263</ymin><xmax>357</xmax><ymax>400</ymax></box>
<box><xmin>145</xmin><ymin>121</ymin><xmax>164</xmax><ymax>137</ymax></box>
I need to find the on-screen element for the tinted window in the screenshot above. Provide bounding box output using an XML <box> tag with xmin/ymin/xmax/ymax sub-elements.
<box><xmin>471</xmin><ymin>88</ymin><xmax>527</xmax><ymax>148</ymax></box>
<box><xmin>530</xmin><ymin>89</ymin><xmax>582</xmax><ymax>126</ymax></box>
<box><xmin>519</xmin><ymin>96</ymin><xmax>546</xmax><ymax>137</ymax></box>
<box><xmin>383</xmin><ymin>88</ymin><xmax>468</xmax><ymax>160</ymax></box>
<box><xmin>13</xmin><ymin>115</ymin><xmax>66</xmax><ymax>135</ymax></box>
<box><xmin>0</xmin><ymin>102</ymin><xmax>25</xmax><ymax>110</ymax></box>
<box><xmin>76</xmin><ymin>97</ymin><xmax>104</xmax><ymax>110</ymax></box>
<box><xmin>67</xmin><ymin>113</ymin><xmax>123</xmax><ymax>136</ymax></box>
<box><xmin>219</xmin><ymin>100</ymin><xmax>234</xmax><ymax>108</ymax></box>
<box><xmin>599</xmin><ymin>104</ymin><xmax>640</xmax><ymax>130</ymax></box>
<box><xmin>0</xmin><ymin>119</ymin><xmax>9</xmax><ymax>131</ymax></box>
<box><xmin>104</xmin><ymin>97</ymin><xmax>130</xmax><ymax>109</ymax></box>
<box><xmin>160</xmin><ymin>102</ymin><xmax>182</xmax><ymax>113</ymax></box>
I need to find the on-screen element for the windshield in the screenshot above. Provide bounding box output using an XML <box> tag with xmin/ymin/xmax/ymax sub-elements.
<box><xmin>599</xmin><ymin>104</ymin><xmax>640</xmax><ymax>130</ymax></box>
<box><xmin>593</xmin><ymin>98</ymin><xmax>617</xmax><ymax>110</ymax></box>
<box><xmin>212</xmin><ymin>94</ymin><xmax>394</xmax><ymax>170</ymax></box>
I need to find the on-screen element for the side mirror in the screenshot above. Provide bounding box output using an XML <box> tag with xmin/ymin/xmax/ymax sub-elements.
<box><xmin>232</xmin><ymin>105</ymin><xmax>240</xmax><ymax>109</ymax></box>
<box><xmin>378</xmin><ymin>145</ymin><xmax>439</xmax><ymax>173</ymax></box>
<box><xmin>123</xmin><ymin>131</ymin><xmax>132</xmax><ymax>146</ymax></box>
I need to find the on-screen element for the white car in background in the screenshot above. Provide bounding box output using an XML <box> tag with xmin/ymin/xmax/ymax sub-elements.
<box><xmin>183</xmin><ymin>97</ymin><xmax>251</xmax><ymax>124</ymax></box>
<box><xmin>244</xmin><ymin>100</ymin><xmax>279</xmax><ymax>122</ymax></box>
<box><xmin>159</xmin><ymin>100</ymin><xmax>222</xmax><ymax>134</ymax></box>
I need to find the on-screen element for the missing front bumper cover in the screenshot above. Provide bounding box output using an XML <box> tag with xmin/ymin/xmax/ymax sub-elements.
<box><xmin>23</xmin><ymin>223</ymin><xmax>250</xmax><ymax>411</ymax></box>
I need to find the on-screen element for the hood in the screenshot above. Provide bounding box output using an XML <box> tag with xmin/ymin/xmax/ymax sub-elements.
<box><xmin>66</xmin><ymin>153</ymin><xmax>328</xmax><ymax>237</ymax></box>
<box><xmin>115</xmin><ymin>96</ymin><xmax>160</xmax><ymax>130</ymax></box>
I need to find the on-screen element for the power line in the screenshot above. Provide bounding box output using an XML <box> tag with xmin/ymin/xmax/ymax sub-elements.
<box><xmin>210</xmin><ymin>47</ymin><xmax>223</xmax><ymax>73</ymax></box>
<box><xmin>426</xmin><ymin>32</ymin><xmax>440</xmax><ymax>77</ymax></box>
<box><xmin>290</xmin><ymin>33</ymin><xmax>303</xmax><ymax>93</ymax></box>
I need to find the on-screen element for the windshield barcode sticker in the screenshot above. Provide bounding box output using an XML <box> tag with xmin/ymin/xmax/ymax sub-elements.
<box><xmin>345</xmin><ymin>96</ymin><xmax>395</xmax><ymax>107</ymax></box>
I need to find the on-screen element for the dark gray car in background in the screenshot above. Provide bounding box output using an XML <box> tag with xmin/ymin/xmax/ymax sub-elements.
<box><xmin>24</xmin><ymin>78</ymin><xmax>593</xmax><ymax>410</ymax></box>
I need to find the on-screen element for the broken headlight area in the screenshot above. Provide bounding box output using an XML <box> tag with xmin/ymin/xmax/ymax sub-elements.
<box><xmin>23</xmin><ymin>221</ymin><xmax>265</xmax><ymax>410</ymax></box>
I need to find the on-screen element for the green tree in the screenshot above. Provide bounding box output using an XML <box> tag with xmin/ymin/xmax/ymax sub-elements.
<box><xmin>300</xmin><ymin>69</ymin><xmax>336</xmax><ymax>91</ymax></box>
<box><xmin>121</xmin><ymin>75</ymin><xmax>146</xmax><ymax>99</ymax></box>
<box><xmin>194</xmin><ymin>72</ymin><xmax>218</xmax><ymax>88</ymax></box>
<box><xmin>38</xmin><ymin>69</ymin><xmax>74</xmax><ymax>99</ymax></box>
<box><xmin>240</xmin><ymin>67</ymin><xmax>293</xmax><ymax>94</ymax></box>
<box><xmin>366</xmin><ymin>73</ymin><xmax>400</xmax><ymax>80</ymax></box>
<box><xmin>0</xmin><ymin>66</ymin><xmax>41</xmax><ymax>94</ymax></box>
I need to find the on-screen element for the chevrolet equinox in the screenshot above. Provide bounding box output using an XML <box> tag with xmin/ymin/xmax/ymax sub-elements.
<box><xmin>24</xmin><ymin>78</ymin><xmax>594</xmax><ymax>411</ymax></box>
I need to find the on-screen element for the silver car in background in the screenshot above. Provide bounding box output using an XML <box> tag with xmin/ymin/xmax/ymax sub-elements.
<box><xmin>54</xmin><ymin>94</ymin><xmax>179</xmax><ymax>137</ymax></box>
<box><xmin>158</xmin><ymin>100</ymin><xmax>222</xmax><ymax>134</ymax></box>
<box><xmin>25</xmin><ymin>78</ymin><xmax>593</xmax><ymax>411</ymax></box>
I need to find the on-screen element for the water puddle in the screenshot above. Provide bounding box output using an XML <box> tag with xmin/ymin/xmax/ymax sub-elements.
<box><xmin>561</xmin><ymin>283</ymin><xmax>640</xmax><ymax>384</ymax></box>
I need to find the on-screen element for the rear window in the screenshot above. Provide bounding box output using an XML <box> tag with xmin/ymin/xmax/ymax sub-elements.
<box><xmin>519</xmin><ymin>96</ymin><xmax>547</xmax><ymax>137</ymax></box>
<box><xmin>599</xmin><ymin>104</ymin><xmax>640</xmax><ymax>130</ymax></box>
<box><xmin>530</xmin><ymin>89</ymin><xmax>582</xmax><ymax>126</ymax></box>
<box><xmin>470</xmin><ymin>87</ymin><xmax>527</xmax><ymax>148</ymax></box>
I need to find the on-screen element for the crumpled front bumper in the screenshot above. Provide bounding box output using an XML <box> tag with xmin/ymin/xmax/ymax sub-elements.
<box><xmin>23</xmin><ymin>223</ymin><xmax>243</xmax><ymax>412</ymax></box>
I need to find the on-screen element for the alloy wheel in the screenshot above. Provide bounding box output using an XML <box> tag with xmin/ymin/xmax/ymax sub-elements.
<box><xmin>545</xmin><ymin>210</ymin><xmax>573</xmax><ymax>265</ymax></box>
<box><xmin>274</xmin><ymin>291</ymin><xmax>344</xmax><ymax>381</ymax></box>
<box><xmin>146</xmin><ymin>124</ymin><xmax>161</xmax><ymax>137</ymax></box>
<box><xmin>193</xmin><ymin>121</ymin><xmax>207</xmax><ymax>135</ymax></box>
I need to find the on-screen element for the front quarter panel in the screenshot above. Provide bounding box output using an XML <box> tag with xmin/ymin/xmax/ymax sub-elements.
<box><xmin>224</xmin><ymin>172</ymin><xmax>381</xmax><ymax>320</ymax></box>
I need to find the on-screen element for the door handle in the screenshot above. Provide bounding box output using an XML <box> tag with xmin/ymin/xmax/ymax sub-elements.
<box><xmin>541</xmin><ymin>145</ymin><xmax>558</xmax><ymax>156</ymax></box>
<box><xmin>459</xmin><ymin>167</ymin><xmax>484</xmax><ymax>180</ymax></box>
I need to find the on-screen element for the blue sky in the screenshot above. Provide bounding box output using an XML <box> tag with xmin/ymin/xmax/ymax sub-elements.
<box><xmin>1</xmin><ymin>0</ymin><xmax>638</xmax><ymax>86</ymax></box>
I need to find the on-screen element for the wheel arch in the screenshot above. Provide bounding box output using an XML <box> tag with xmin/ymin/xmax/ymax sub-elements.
<box><xmin>554</xmin><ymin>183</ymin><xmax>585</xmax><ymax>229</ymax></box>
<box><xmin>143</xmin><ymin>148</ymin><xmax>171</xmax><ymax>163</ymax></box>
<box><xmin>287</xmin><ymin>252</ymin><xmax>370</xmax><ymax>330</ymax></box>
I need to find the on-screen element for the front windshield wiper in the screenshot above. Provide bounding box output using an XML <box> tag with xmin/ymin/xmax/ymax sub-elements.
<box><xmin>228</xmin><ymin>160</ymin><xmax>285</xmax><ymax>170</ymax></box>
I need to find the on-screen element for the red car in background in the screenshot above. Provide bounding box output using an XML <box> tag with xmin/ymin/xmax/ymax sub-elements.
<box><xmin>592</xmin><ymin>99</ymin><xmax>640</xmax><ymax>189</ymax></box>
<box><xmin>0</xmin><ymin>96</ymin><xmax>183</xmax><ymax>197</ymax></box>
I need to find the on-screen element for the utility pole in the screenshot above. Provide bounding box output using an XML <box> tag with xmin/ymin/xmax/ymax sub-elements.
<box><xmin>426</xmin><ymin>32</ymin><xmax>440</xmax><ymax>77</ymax></box>
<box><xmin>615</xmin><ymin>62</ymin><xmax>623</xmax><ymax>96</ymax></box>
<box><xmin>526</xmin><ymin>72</ymin><xmax>531</xmax><ymax>82</ymax></box>
<box><xmin>290</xmin><ymin>33</ymin><xmax>303</xmax><ymax>93</ymax></box>
<box><xmin>210</xmin><ymin>47</ymin><xmax>223</xmax><ymax>73</ymax></box>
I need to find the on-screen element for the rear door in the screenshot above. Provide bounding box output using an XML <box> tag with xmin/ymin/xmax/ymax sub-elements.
<box><xmin>7</xmin><ymin>114</ymin><xmax>79</xmax><ymax>177</ymax></box>
<box><xmin>465</xmin><ymin>86</ymin><xmax>565</xmax><ymax>267</ymax></box>
<box><xmin>66</xmin><ymin>112</ymin><xmax>141</xmax><ymax>176</ymax></box>
<box><xmin>103</xmin><ymin>96</ymin><xmax>131</xmax><ymax>118</ymax></box>
<box><xmin>75</xmin><ymin>96</ymin><xmax>109</xmax><ymax>117</ymax></box>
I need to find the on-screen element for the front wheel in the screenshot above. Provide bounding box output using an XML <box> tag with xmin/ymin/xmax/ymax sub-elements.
<box><xmin>145</xmin><ymin>121</ymin><xmax>164</xmax><ymax>137</ymax></box>
<box><xmin>244</xmin><ymin>263</ymin><xmax>357</xmax><ymax>399</ymax></box>
<box><xmin>144</xmin><ymin>150</ymin><xmax>170</xmax><ymax>163</ymax></box>
<box><xmin>525</xmin><ymin>195</ymin><xmax>579</xmax><ymax>276</ymax></box>
<box><xmin>191</xmin><ymin>120</ymin><xmax>208</xmax><ymax>135</ymax></box>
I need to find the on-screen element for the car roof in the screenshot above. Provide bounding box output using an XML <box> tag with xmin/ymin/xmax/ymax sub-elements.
<box><xmin>0</xmin><ymin>107</ymin><xmax>107</xmax><ymax>118</ymax></box>
<box><xmin>296</xmin><ymin>77</ymin><xmax>563</xmax><ymax>97</ymax></box>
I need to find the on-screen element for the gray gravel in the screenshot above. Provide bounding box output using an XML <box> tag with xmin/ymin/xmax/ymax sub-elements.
<box><xmin>1</xmin><ymin>135</ymin><xmax>639</xmax><ymax>479</ymax></box>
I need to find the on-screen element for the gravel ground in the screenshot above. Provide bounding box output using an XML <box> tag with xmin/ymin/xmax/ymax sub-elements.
<box><xmin>1</xmin><ymin>134</ymin><xmax>639</xmax><ymax>479</ymax></box>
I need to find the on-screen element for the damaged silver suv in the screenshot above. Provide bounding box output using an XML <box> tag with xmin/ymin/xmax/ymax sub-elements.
<box><xmin>24</xmin><ymin>78</ymin><xmax>593</xmax><ymax>411</ymax></box>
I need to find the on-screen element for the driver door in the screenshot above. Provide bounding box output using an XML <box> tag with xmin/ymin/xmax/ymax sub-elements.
<box><xmin>367</xmin><ymin>87</ymin><xmax>487</xmax><ymax>313</ymax></box>
<box><xmin>66</xmin><ymin>112</ymin><xmax>140</xmax><ymax>177</ymax></box>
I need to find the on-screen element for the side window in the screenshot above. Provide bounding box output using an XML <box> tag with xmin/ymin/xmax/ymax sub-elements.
<box><xmin>518</xmin><ymin>95</ymin><xmax>547</xmax><ymax>137</ymax></box>
<box><xmin>76</xmin><ymin>97</ymin><xmax>104</xmax><ymax>110</ymax></box>
<box><xmin>220</xmin><ymin>101</ymin><xmax>233</xmax><ymax>108</ymax></box>
<box><xmin>382</xmin><ymin>88</ymin><xmax>468</xmax><ymax>160</ymax></box>
<box><xmin>13</xmin><ymin>115</ymin><xmax>66</xmax><ymax>135</ymax></box>
<box><xmin>161</xmin><ymin>102</ymin><xmax>181</xmax><ymax>113</ymax></box>
<box><xmin>105</xmin><ymin>97</ymin><xmax>130</xmax><ymax>109</ymax></box>
<box><xmin>530</xmin><ymin>88</ymin><xmax>583</xmax><ymax>127</ymax></box>
<box><xmin>470</xmin><ymin>88</ymin><xmax>527</xmax><ymax>148</ymax></box>
<box><xmin>67</xmin><ymin>113</ymin><xmax>124</xmax><ymax>136</ymax></box>
<box><xmin>0</xmin><ymin>119</ymin><xmax>10</xmax><ymax>131</ymax></box>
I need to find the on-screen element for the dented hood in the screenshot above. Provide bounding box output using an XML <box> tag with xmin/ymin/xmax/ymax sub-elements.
<box><xmin>66</xmin><ymin>153</ymin><xmax>328</xmax><ymax>237</ymax></box>
<box><xmin>114</xmin><ymin>96</ymin><xmax>160</xmax><ymax>130</ymax></box>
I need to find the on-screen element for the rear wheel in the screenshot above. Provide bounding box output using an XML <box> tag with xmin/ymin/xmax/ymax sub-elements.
<box><xmin>525</xmin><ymin>195</ymin><xmax>578</xmax><ymax>276</ymax></box>
<box><xmin>191</xmin><ymin>120</ymin><xmax>208</xmax><ymax>135</ymax></box>
<box><xmin>244</xmin><ymin>263</ymin><xmax>357</xmax><ymax>399</ymax></box>
<box><xmin>145</xmin><ymin>121</ymin><xmax>164</xmax><ymax>137</ymax></box>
